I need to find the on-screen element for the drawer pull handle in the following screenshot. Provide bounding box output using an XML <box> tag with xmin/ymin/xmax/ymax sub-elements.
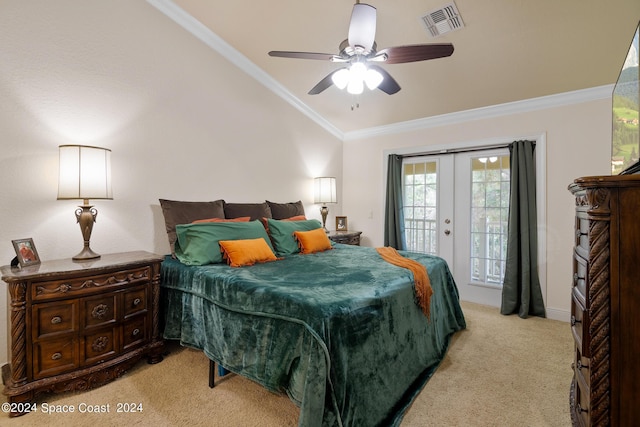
<box><xmin>132</xmin><ymin>328</ymin><xmax>140</xmax><ymax>337</ymax></box>
<box><xmin>576</xmin><ymin>403</ymin><xmax>588</xmax><ymax>413</ymax></box>
<box><xmin>133</xmin><ymin>298</ymin><xmax>141</xmax><ymax>306</ymax></box>
<box><xmin>576</xmin><ymin>230</ymin><xmax>581</xmax><ymax>239</ymax></box>
<box><xmin>92</xmin><ymin>336</ymin><xmax>109</xmax><ymax>352</ymax></box>
<box><xmin>51</xmin><ymin>352</ymin><xmax>62</xmax><ymax>361</ymax></box>
<box><xmin>92</xmin><ymin>304</ymin><xmax>109</xmax><ymax>320</ymax></box>
<box><xmin>571</xmin><ymin>316</ymin><xmax>581</xmax><ymax>326</ymax></box>
<box><xmin>577</xmin><ymin>360</ymin><xmax>589</xmax><ymax>370</ymax></box>
<box><xmin>51</xmin><ymin>316</ymin><xmax>62</xmax><ymax>324</ymax></box>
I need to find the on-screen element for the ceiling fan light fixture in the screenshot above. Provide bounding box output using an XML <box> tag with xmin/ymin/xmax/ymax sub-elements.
<box><xmin>364</xmin><ymin>68</ymin><xmax>383</xmax><ymax>90</ymax></box>
<box><xmin>267</xmin><ymin>1</ymin><xmax>455</xmax><ymax>97</ymax></box>
<box><xmin>331</xmin><ymin>68</ymin><xmax>350</xmax><ymax>89</ymax></box>
<box><xmin>347</xmin><ymin>78</ymin><xmax>364</xmax><ymax>95</ymax></box>
<box><xmin>347</xmin><ymin>62</ymin><xmax>367</xmax><ymax>94</ymax></box>
<box><xmin>349</xmin><ymin>62</ymin><xmax>367</xmax><ymax>79</ymax></box>
<box><xmin>348</xmin><ymin>3</ymin><xmax>377</xmax><ymax>51</ymax></box>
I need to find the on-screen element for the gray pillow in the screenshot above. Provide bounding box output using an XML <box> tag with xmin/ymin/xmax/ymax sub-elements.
<box><xmin>159</xmin><ymin>199</ymin><xmax>225</xmax><ymax>255</ymax></box>
<box><xmin>223</xmin><ymin>202</ymin><xmax>272</xmax><ymax>221</ymax></box>
<box><xmin>266</xmin><ymin>200</ymin><xmax>305</xmax><ymax>219</ymax></box>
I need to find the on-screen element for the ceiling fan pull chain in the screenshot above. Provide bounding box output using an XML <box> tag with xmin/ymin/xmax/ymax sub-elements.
<box><xmin>350</xmin><ymin>95</ymin><xmax>360</xmax><ymax>111</ymax></box>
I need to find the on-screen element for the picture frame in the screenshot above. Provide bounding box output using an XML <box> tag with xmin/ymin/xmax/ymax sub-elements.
<box><xmin>336</xmin><ymin>216</ymin><xmax>348</xmax><ymax>231</ymax></box>
<box><xmin>12</xmin><ymin>238</ymin><xmax>41</xmax><ymax>267</ymax></box>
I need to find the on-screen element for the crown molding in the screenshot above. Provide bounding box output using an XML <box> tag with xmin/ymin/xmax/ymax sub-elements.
<box><xmin>146</xmin><ymin>0</ymin><xmax>344</xmax><ymax>140</ymax></box>
<box><xmin>343</xmin><ymin>84</ymin><xmax>613</xmax><ymax>141</ymax></box>
<box><xmin>147</xmin><ymin>1</ymin><xmax>613</xmax><ymax>144</ymax></box>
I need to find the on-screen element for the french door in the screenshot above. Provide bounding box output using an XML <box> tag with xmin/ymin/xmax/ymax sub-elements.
<box><xmin>402</xmin><ymin>149</ymin><xmax>510</xmax><ymax>306</ymax></box>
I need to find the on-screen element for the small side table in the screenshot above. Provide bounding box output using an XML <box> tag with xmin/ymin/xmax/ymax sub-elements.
<box><xmin>328</xmin><ymin>230</ymin><xmax>362</xmax><ymax>246</ymax></box>
<box><xmin>1</xmin><ymin>251</ymin><xmax>165</xmax><ymax>417</ymax></box>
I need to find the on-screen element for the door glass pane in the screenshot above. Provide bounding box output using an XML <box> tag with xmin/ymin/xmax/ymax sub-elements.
<box><xmin>470</xmin><ymin>155</ymin><xmax>510</xmax><ymax>285</ymax></box>
<box><xmin>403</xmin><ymin>160</ymin><xmax>437</xmax><ymax>254</ymax></box>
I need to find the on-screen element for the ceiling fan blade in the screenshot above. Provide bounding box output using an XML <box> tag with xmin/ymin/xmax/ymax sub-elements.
<box><xmin>308</xmin><ymin>69</ymin><xmax>342</xmax><ymax>95</ymax></box>
<box><xmin>368</xmin><ymin>65</ymin><xmax>401</xmax><ymax>95</ymax></box>
<box><xmin>268</xmin><ymin>51</ymin><xmax>336</xmax><ymax>61</ymax></box>
<box><xmin>377</xmin><ymin>43</ymin><xmax>454</xmax><ymax>64</ymax></box>
<box><xmin>348</xmin><ymin>3</ymin><xmax>376</xmax><ymax>51</ymax></box>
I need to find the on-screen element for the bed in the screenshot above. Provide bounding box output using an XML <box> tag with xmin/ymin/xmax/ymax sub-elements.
<box><xmin>158</xmin><ymin>199</ymin><xmax>466</xmax><ymax>427</ymax></box>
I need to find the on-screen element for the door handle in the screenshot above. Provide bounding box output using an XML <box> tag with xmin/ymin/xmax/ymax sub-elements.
<box><xmin>444</xmin><ymin>229</ymin><xmax>451</xmax><ymax>236</ymax></box>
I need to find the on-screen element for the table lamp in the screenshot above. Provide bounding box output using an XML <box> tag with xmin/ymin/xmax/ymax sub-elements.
<box><xmin>314</xmin><ymin>177</ymin><xmax>337</xmax><ymax>232</ymax></box>
<box><xmin>57</xmin><ymin>145</ymin><xmax>113</xmax><ymax>260</ymax></box>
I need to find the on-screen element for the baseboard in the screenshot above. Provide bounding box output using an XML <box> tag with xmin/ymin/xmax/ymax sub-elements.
<box><xmin>461</xmin><ymin>298</ymin><xmax>570</xmax><ymax>323</ymax></box>
<box><xmin>545</xmin><ymin>307</ymin><xmax>570</xmax><ymax>323</ymax></box>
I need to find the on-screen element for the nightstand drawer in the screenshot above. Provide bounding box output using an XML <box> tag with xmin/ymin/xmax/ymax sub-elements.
<box><xmin>33</xmin><ymin>337</ymin><xmax>78</xmax><ymax>379</ymax></box>
<box><xmin>34</xmin><ymin>300</ymin><xmax>77</xmax><ymax>338</ymax></box>
<box><xmin>123</xmin><ymin>314</ymin><xmax>147</xmax><ymax>351</ymax></box>
<box><xmin>574</xmin><ymin>347</ymin><xmax>590</xmax><ymax>389</ymax></box>
<box><xmin>575</xmin><ymin>215</ymin><xmax>590</xmax><ymax>257</ymax></box>
<box><xmin>572</xmin><ymin>253</ymin><xmax>588</xmax><ymax>302</ymax></box>
<box><xmin>83</xmin><ymin>327</ymin><xmax>117</xmax><ymax>365</ymax></box>
<box><xmin>123</xmin><ymin>286</ymin><xmax>147</xmax><ymax>317</ymax></box>
<box><xmin>328</xmin><ymin>231</ymin><xmax>362</xmax><ymax>246</ymax></box>
<box><xmin>571</xmin><ymin>290</ymin><xmax>589</xmax><ymax>357</ymax></box>
<box><xmin>32</xmin><ymin>266</ymin><xmax>152</xmax><ymax>302</ymax></box>
<box><xmin>574</xmin><ymin>365</ymin><xmax>591</xmax><ymax>427</ymax></box>
<box><xmin>84</xmin><ymin>294</ymin><xmax>117</xmax><ymax>328</ymax></box>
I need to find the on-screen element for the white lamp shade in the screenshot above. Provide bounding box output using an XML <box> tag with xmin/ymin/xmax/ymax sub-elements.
<box><xmin>347</xmin><ymin>78</ymin><xmax>364</xmax><ymax>95</ymax></box>
<box><xmin>331</xmin><ymin>68</ymin><xmax>350</xmax><ymax>90</ymax></box>
<box><xmin>349</xmin><ymin>62</ymin><xmax>367</xmax><ymax>80</ymax></box>
<box><xmin>58</xmin><ymin>145</ymin><xmax>113</xmax><ymax>200</ymax></box>
<box><xmin>364</xmin><ymin>68</ymin><xmax>383</xmax><ymax>90</ymax></box>
<box><xmin>314</xmin><ymin>177</ymin><xmax>337</xmax><ymax>204</ymax></box>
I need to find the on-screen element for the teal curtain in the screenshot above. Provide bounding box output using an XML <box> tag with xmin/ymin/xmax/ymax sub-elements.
<box><xmin>501</xmin><ymin>140</ymin><xmax>546</xmax><ymax>318</ymax></box>
<box><xmin>384</xmin><ymin>154</ymin><xmax>406</xmax><ymax>249</ymax></box>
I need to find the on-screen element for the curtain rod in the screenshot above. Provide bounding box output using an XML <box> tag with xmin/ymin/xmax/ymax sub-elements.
<box><xmin>398</xmin><ymin>140</ymin><xmax>535</xmax><ymax>159</ymax></box>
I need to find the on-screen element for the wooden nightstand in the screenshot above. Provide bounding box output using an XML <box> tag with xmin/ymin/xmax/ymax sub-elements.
<box><xmin>328</xmin><ymin>230</ymin><xmax>362</xmax><ymax>246</ymax></box>
<box><xmin>1</xmin><ymin>251</ymin><xmax>165</xmax><ymax>417</ymax></box>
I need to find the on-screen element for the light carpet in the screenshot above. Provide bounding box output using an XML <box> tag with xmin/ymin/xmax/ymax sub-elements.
<box><xmin>1</xmin><ymin>301</ymin><xmax>573</xmax><ymax>426</ymax></box>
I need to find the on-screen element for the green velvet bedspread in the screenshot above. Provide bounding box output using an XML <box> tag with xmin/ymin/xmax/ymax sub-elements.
<box><xmin>161</xmin><ymin>244</ymin><xmax>465</xmax><ymax>427</ymax></box>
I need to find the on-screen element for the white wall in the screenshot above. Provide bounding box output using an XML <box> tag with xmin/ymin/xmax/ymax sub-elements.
<box><xmin>342</xmin><ymin>94</ymin><xmax>612</xmax><ymax>320</ymax></box>
<box><xmin>0</xmin><ymin>0</ymin><xmax>618</xmax><ymax>367</ymax></box>
<box><xmin>0</xmin><ymin>1</ymin><xmax>342</xmax><ymax>365</ymax></box>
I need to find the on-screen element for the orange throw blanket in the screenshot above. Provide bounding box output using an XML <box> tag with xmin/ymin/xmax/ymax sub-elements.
<box><xmin>376</xmin><ymin>247</ymin><xmax>433</xmax><ymax>319</ymax></box>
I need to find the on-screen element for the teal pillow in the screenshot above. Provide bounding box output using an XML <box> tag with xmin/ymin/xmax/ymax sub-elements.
<box><xmin>175</xmin><ymin>220</ymin><xmax>273</xmax><ymax>265</ymax></box>
<box><xmin>267</xmin><ymin>219</ymin><xmax>323</xmax><ymax>256</ymax></box>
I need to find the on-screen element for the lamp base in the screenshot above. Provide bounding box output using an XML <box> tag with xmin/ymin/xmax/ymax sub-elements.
<box><xmin>72</xmin><ymin>246</ymin><xmax>101</xmax><ymax>261</ymax></box>
<box><xmin>73</xmin><ymin>203</ymin><xmax>101</xmax><ymax>261</ymax></box>
<box><xmin>320</xmin><ymin>205</ymin><xmax>329</xmax><ymax>233</ymax></box>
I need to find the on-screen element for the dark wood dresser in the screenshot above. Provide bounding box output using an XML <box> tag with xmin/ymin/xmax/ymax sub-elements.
<box><xmin>1</xmin><ymin>251</ymin><xmax>164</xmax><ymax>417</ymax></box>
<box><xmin>568</xmin><ymin>175</ymin><xmax>640</xmax><ymax>426</ymax></box>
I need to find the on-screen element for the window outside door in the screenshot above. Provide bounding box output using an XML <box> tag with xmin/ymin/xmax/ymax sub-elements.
<box><xmin>402</xmin><ymin>149</ymin><xmax>510</xmax><ymax>306</ymax></box>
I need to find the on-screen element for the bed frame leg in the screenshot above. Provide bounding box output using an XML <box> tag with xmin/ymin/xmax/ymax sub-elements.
<box><xmin>209</xmin><ymin>359</ymin><xmax>215</xmax><ymax>388</ymax></box>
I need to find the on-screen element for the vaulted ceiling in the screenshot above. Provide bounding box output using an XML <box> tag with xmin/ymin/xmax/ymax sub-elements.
<box><xmin>151</xmin><ymin>0</ymin><xmax>640</xmax><ymax>135</ymax></box>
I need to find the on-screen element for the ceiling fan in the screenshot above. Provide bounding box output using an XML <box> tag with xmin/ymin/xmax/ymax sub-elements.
<box><xmin>268</xmin><ymin>2</ymin><xmax>454</xmax><ymax>96</ymax></box>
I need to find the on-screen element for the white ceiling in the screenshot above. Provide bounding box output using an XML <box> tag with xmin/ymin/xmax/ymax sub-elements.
<box><xmin>151</xmin><ymin>0</ymin><xmax>640</xmax><ymax>135</ymax></box>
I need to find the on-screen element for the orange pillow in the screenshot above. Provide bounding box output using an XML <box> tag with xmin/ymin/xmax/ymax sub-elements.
<box><xmin>218</xmin><ymin>238</ymin><xmax>279</xmax><ymax>267</ymax></box>
<box><xmin>192</xmin><ymin>216</ymin><xmax>250</xmax><ymax>224</ymax></box>
<box><xmin>293</xmin><ymin>228</ymin><xmax>333</xmax><ymax>254</ymax></box>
